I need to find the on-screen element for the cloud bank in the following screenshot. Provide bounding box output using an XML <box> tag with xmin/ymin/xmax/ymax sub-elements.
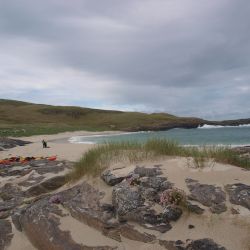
<box><xmin>0</xmin><ymin>0</ymin><xmax>250</xmax><ymax>119</ymax></box>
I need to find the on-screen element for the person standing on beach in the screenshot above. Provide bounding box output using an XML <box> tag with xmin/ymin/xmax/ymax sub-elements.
<box><xmin>42</xmin><ymin>139</ymin><xmax>47</xmax><ymax>148</ymax></box>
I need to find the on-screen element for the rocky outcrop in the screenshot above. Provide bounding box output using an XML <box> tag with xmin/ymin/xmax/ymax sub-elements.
<box><xmin>0</xmin><ymin>159</ymin><xmax>71</xmax><ymax>178</ymax></box>
<box><xmin>15</xmin><ymin>198</ymin><xmax>116</xmax><ymax>250</ymax></box>
<box><xmin>186</xmin><ymin>179</ymin><xmax>227</xmax><ymax>214</ymax></box>
<box><xmin>0</xmin><ymin>137</ymin><xmax>30</xmax><ymax>151</ymax></box>
<box><xmin>225</xmin><ymin>183</ymin><xmax>250</xmax><ymax>210</ymax></box>
<box><xmin>13</xmin><ymin>181</ymin><xmax>157</xmax><ymax>249</ymax></box>
<box><xmin>0</xmin><ymin>159</ymin><xmax>72</xmax><ymax>219</ymax></box>
<box><xmin>0</xmin><ymin>160</ymin><xmax>238</xmax><ymax>250</ymax></box>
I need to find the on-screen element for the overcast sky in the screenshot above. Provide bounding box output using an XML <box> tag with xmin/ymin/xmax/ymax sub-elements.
<box><xmin>0</xmin><ymin>0</ymin><xmax>250</xmax><ymax>119</ymax></box>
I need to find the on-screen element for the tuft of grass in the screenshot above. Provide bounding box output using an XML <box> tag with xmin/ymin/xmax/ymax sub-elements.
<box><xmin>68</xmin><ymin>139</ymin><xmax>250</xmax><ymax>181</ymax></box>
<box><xmin>68</xmin><ymin>142</ymin><xmax>148</xmax><ymax>180</ymax></box>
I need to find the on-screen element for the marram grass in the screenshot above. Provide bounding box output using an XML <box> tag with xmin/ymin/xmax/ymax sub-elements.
<box><xmin>68</xmin><ymin>139</ymin><xmax>250</xmax><ymax>181</ymax></box>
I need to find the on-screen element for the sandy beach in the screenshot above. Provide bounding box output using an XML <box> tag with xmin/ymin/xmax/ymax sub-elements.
<box><xmin>0</xmin><ymin>130</ymin><xmax>123</xmax><ymax>162</ymax></box>
<box><xmin>1</xmin><ymin>131</ymin><xmax>250</xmax><ymax>250</ymax></box>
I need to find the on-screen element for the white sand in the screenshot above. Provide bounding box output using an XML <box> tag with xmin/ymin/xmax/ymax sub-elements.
<box><xmin>1</xmin><ymin>130</ymin><xmax>122</xmax><ymax>161</ymax></box>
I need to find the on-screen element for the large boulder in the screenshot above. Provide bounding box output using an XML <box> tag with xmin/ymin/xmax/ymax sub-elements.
<box><xmin>186</xmin><ymin>179</ymin><xmax>226</xmax><ymax>214</ymax></box>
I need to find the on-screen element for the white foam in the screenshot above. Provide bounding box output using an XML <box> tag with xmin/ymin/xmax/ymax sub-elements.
<box><xmin>198</xmin><ymin>124</ymin><xmax>250</xmax><ymax>129</ymax></box>
<box><xmin>68</xmin><ymin>131</ymin><xmax>142</xmax><ymax>144</ymax></box>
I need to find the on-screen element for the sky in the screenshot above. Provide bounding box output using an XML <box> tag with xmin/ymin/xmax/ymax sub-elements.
<box><xmin>0</xmin><ymin>0</ymin><xmax>250</xmax><ymax>120</ymax></box>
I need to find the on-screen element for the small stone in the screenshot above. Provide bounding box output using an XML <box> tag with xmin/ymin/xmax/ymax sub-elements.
<box><xmin>162</xmin><ymin>205</ymin><xmax>182</xmax><ymax>221</ymax></box>
<box><xmin>188</xmin><ymin>224</ymin><xmax>195</xmax><ymax>229</ymax></box>
<box><xmin>176</xmin><ymin>240</ymin><xmax>184</xmax><ymax>245</ymax></box>
<box><xmin>231</xmin><ymin>207</ymin><xmax>240</xmax><ymax>214</ymax></box>
<box><xmin>49</xmin><ymin>194</ymin><xmax>63</xmax><ymax>204</ymax></box>
<box><xmin>210</xmin><ymin>203</ymin><xmax>227</xmax><ymax>214</ymax></box>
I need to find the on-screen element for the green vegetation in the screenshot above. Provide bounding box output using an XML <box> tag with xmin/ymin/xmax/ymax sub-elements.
<box><xmin>0</xmin><ymin>99</ymin><xmax>203</xmax><ymax>137</ymax></box>
<box><xmin>69</xmin><ymin>139</ymin><xmax>250</xmax><ymax>181</ymax></box>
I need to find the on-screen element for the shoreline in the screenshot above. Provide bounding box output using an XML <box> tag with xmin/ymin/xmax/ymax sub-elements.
<box><xmin>1</xmin><ymin>130</ymin><xmax>124</xmax><ymax>162</ymax></box>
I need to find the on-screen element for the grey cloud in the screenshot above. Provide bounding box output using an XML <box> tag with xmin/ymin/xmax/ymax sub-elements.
<box><xmin>0</xmin><ymin>0</ymin><xmax>250</xmax><ymax>119</ymax></box>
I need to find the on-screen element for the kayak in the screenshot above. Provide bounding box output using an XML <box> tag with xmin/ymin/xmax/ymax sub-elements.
<box><xmin>0</xmin><ymin>155</ymin><xmax>57</xmax><ymax>164</ymax></box>
<box><xmin>47</xmin><ymin>156</ymin><xmax>57</xmax><ymax>161</ymax></box>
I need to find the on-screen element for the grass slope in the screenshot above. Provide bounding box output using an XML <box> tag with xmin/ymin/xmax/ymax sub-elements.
<box><xmin>0</xmin><ymin>99</ymin><xmax>203</xmax><ymax>136</ymax></box>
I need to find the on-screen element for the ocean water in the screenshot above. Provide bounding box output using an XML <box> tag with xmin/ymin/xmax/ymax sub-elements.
<box><xmin>69</xmin><ymin>125</ymin><xmax>250</xmax><ymax>146</ymax></box>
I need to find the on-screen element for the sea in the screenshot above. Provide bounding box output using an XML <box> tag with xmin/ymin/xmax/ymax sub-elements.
<box><xmin>69</xmin><ymin>125</ymin><xmax>250</xmax><ymax>147</ymax></box>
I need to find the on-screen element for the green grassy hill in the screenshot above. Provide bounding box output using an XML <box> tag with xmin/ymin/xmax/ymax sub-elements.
<box><xmin>0</xmin><ymin>99</ymin><xmax>204</xmax><ymax>136</ymax></box>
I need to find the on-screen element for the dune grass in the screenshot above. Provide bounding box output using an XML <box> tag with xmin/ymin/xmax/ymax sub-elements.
<box><xmin>68</xmin><ymin>139</ymin><xmax>250</xmax><ymax>181</ymax></box>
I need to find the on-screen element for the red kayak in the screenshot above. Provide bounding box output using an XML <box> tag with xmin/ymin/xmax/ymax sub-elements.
<box><xmin>47</xmin><ymin>156</ymin><xmax>57</xmax><ymax>161</ymax></box>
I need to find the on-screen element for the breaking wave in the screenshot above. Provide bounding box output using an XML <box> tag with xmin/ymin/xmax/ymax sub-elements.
<box><xmin>198</xmin><ymin>124</ymin><xmax>250</xmax><ymax>129</ymax></box>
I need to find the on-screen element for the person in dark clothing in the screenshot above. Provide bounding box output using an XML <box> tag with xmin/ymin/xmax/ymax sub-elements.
<box><xmin>42</xmin><ymin>139</ymin><xmax>47</xmax><ymax>148</ymax></box>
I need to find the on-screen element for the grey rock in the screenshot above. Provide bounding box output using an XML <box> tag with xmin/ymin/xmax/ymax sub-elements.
<box><xmin>186</xmin><ymin>179</ymin><xmax>226</xmax><ymax>213</ymax></box>
<box><xmin>141</xmin><ymin>188</ymin><xmax>158</xmax><ymax>202</ymax></box>
<box><xmin>0</xmin><ymin>219</ymin><xmax>13</xmax><ymax>250</ymax></box>
<box><xmin>101</xmin><ymin>169</ymin><xmax>126</xmax><ymax>186</ymax></box>
<box><xmin>162</xmin><ymin>205</ymin><xmax>183</xmax><ymax>221</ymax></box>
<box><xmin>185</xmin><ymin>238</ymin><xmax>226</xmax><ymax>250</ymax></box>
<box><xmin>24</xmin><ymin>175</ymin><xmax>67</xmax><ymax>197</ymax></box>
<box><xmin>112</xmin><ymin>182</ymin><xmax>145</xmax><ymax>216</ymax></box>
<box><xmin>18</xmin><ymin>197</ymin><xmax>115</xmax><ymax>250</ymax></box>
<box><xmin>0</xmin><ymin>137</ymin><xmax>30</xmax><ymax>151</ymax></box>
<box><xmin>112</xmin><ymin>181</ymin><xmax>172</xmax><ymax>232</ymax></box>
<box><xmin>11</xmin><ymin>209</ymin><xmax>26</xmax><ymax>232</ymax></box>
<box><xmin>210</xmin><ymin>203</ymin><xmax>227</xmax><ymax>214</ymax></box>
<box><xmin>143</xmin><ymin>223</ymin><xmax>172</xmax><ymax>233</ymax></box>
<box><xmin>186</xmin><ymin>201</ymin><xmax>204</xmax><ymax>214</ymax></box>
<box><xmin>134</xmin><ymin>166</ymin><xmax>161</xmax><ymax>177</ymax></box>
<box><xmin>140</xmin><ymin>176</ymin><xmax>172</xmax><ymax>192</ymax></box>
<box><xmin>159</xmin><ymin>238</ymin><xmax>226</xmax><ymax>250</ymax></box>
<box><xmin>225</xmin><ymin>183</ymin><xmax>250</xmax><ymax>210</ymax></box>
<box><xmin>0</xmin><ymin>211</ymin><xmax>9</xmax><ymax>219</ymax></box>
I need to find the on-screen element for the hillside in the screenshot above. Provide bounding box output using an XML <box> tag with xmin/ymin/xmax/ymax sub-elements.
<box><xmin>0</xmin><ymin>99</ymin><xmax>249</xmax><ymax>137</ymax></box>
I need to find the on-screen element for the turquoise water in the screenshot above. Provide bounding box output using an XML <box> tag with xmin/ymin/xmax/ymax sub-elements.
<box><xmin>69</xmin><ymin>126</ymin><xmax>250</xmax><ymax>146</ymax></box>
